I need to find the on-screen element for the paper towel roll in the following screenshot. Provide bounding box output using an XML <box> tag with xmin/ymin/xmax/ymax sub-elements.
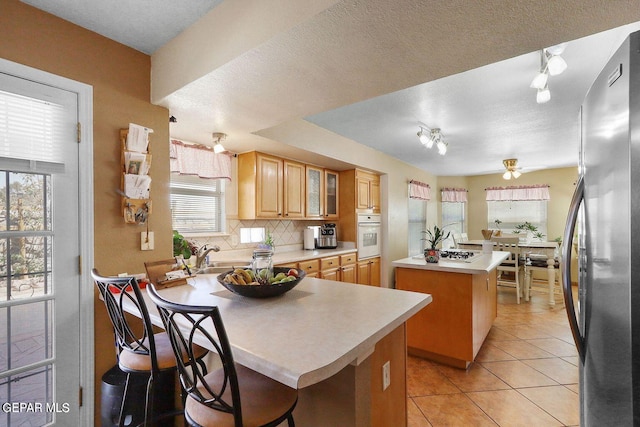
<box><xmin>304</xmin><ymin>228</ymin><xmax>315</xmax><ymax>250</ymax></box>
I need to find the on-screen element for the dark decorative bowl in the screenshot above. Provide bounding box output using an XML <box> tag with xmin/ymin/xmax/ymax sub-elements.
<box><xmin>217</xmin><ymin>267</ymin><xmax>305</xmax><ymax>298</ymax></box>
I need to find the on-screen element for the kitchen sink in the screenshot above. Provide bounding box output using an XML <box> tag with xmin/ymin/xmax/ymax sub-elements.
<box><xmin>195</xmin><ymin>261</ymin><xmax>250</xmax><ymax>275</ymax></box>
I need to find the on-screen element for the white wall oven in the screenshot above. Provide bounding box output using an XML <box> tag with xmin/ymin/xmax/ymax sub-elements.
<box><xmin>357</xmin><ymin>214</ymin><xmax>381</xmax><ymax>259</ymax></box>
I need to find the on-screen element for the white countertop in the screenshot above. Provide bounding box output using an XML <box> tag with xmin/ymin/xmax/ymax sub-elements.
<box><xmin>137</xmin><ymin>275</ymin><xmax>430</xmax><ymax>389</ymax></box>
<box><xmin>391</xmin><ymin>251</ymin><xmax>510</xmax><ymax>274</ymax></box>
<box><xmin>210</xmin><ymin>244</ymin><xmax>358</xmax><ymax>266</ymax></box>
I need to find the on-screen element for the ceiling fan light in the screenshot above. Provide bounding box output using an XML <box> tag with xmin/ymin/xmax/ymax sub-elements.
<box><xmin>547</xmin><ymin>55</ymin><xmax>567</xmax><ymax>76</ymax></box>
<box><xmin>530</xmin><ymin>71</ymin><xmax>548</xmax><ymax>89</ymax></box>
<box><xmin>511</xmin><ymin>170</ymin><xmax>521</xmax><ymax>179</ymax></box>
<box><xmin>537</xmin><ymin>87</ymin><xmax>551</xmax><ymax>104</ymax></box>
<box><xmin>503</xmin><ymin>171</ymin><xmax>512</xmax><ymax>180</ymax></box>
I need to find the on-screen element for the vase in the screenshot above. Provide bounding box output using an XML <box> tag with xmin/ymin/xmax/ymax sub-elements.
<box><xmin>424</xmin><ymin>248</ymin><xmax>440</xmax><ymax>263</ymax></box>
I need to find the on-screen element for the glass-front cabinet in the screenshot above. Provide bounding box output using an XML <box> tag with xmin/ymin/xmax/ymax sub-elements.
<box><xmin>324</xmin><ymin>169</ymin><xmax>339</xmax><ymax>219</ymax></box>
<box><xmin>306</xmin><ymin>166</ymin><xmax>339</xmax><ymax>219</ymax></box>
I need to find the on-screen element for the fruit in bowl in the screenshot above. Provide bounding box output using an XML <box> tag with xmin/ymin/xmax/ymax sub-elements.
<box><xmin>217</xmin><ymin>267</ymin><xmax>305</xmax><ymax>298</ymax></box>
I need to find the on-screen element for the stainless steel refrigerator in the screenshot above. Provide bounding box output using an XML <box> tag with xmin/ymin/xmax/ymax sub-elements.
<box><xmin>563</xmin><ymin>29</ymin><xmax>640</xmax><ymax>426</ymax></box>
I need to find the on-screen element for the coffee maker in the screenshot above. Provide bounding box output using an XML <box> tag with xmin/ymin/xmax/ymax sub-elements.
<box><xmin>316</xmin><ymin>223</ymin><xmax>338</xmax><ymax>249</ymax></box>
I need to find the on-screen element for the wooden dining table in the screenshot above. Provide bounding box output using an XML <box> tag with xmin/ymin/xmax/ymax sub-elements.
<box><xmin>458</xmin><ymin>239</ymin><xmax>559</xmax><ymax>306</ymax></box>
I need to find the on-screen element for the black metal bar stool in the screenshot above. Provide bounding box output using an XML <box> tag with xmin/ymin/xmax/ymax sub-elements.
<box><xmin>93</xmin><ymin>268</ymin><xmax>207</xmax><ymax>426</ymax></box>
<box><xmin>147</xmin><ymin>283</ymin><xmax>298</xmax><ymax>427</ymax></box>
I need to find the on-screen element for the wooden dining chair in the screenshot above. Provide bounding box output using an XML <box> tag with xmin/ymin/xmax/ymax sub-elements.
<box><xmin>491</xmin><ymin>237</ymin><xmax>525</xmax><ymax>304</ymax></box>
<box><xmin>146</xmin><ymin>283</ymin><xmax>298</xmax><ymax>427</ymax></box>
<box><xmin>524</xmin><ymin>246</ymin><xmax>563</xmax><ymax>303</ymax></box>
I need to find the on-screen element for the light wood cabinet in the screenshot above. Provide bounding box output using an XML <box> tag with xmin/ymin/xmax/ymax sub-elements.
<box><xmin>355</xmin><ymin>169</ymin><xmax>380</xmax><ymax>213</ymax></box>
<box><xmin>298</xmin><ymin>259</ymin><xmax>320</xmax><ymax>278</ymax></box>
<box><xmin>277</xmin><ymin>252</ymin><xmax>357</xmax><ymax>283</ymax></box>
<box><xmin>238</xmin><ymin>152</ymin><xmax>282</xmax><ymax>219</ymax></box>
<box><xmin>240</xmin><ymin>151</ymin><xmax>342</xmax><ymax>220</ymax></box>
<box><xmin>357</xmin><ymin>257</ymin><xmax>380</xmax><ymax>286</ymax></box>
<box><xmin>306</xmin><ymin>166</ymin><xmax>339</xmax><ymax>219</ymax></box>
<box><xmin>339</xmin><ymin>253</ymin><xmax>357</xmax><ymax>283</ymax></box>
<box><xmin>283</xmin><ymin>160</ymin><xmax>305</xmax><ymax>219</ymax></box>
<box><xmin>395</xmin><ymin>267</ymin><xmax>497</xmax><ymax>368</ymax></box>
<box><xmin>324</xmin><ymin>169</ymin><xmax>339</xmax><ymax>219</ymax></box>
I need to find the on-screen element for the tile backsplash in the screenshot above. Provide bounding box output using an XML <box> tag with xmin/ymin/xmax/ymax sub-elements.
<box><xmin>188</xmin><ymin>219</ymin><xmax>326</xmax><ymax>253</ymax></box>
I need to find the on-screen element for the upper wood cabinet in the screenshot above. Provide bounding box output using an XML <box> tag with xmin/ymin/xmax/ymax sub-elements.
<box><xmin>356</xmin><ymin>169</ymin><xmax>380</xmax><ymax>213</ymax></box>
<box><xmin>283</xmin><ymin>160</ymin><xmax>305</xmax><ymax>219</ymax></box>
<box><xmin>324</xmin><ymin>169</ymin><xmax>339</xmax><ymax>219</ymax></box>
<box><xmin>239</xmin><ymin>151</ymin><xmax>341</xmax><ymax>220</ymax></box>
<box><xmin>238</xmin><ymin>152</ymin><xmax>284</xmax><ymax>219</ymax></box>
<box><xmin>306</xmin><ymin>166</ymin><xmax>339</xmax><ymax>219</ymax></box>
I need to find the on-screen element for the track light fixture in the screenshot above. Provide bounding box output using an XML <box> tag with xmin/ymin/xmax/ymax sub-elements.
<box><xmin>417</xmin><ymin>126</ymin><xmax>447</xmax><ymax>156</ymax></box>
<box><xmin>530</xmin><ymin>43</ymin><xmax>567</xmax><ymax>104</ymax></box>
<box><xmin>212</xmin><ymin>132</ymin><xmax>227</xmax><ymax>153</ymax></box>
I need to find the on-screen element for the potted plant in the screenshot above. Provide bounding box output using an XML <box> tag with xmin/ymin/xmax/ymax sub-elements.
<box><xmin>493</xmin><ymin>219</ymin><xmax>502</xmax><ymax>236</ymax></box>
<box><xmin>422</xmin><ymin>225</ymin><xmax>451</xmax><ymax>263</ymax></box>
<box><xmin>173</xmin><ymin>230</ymin><xmax>194</xmax><ymax>259</ymax></box>
<box><xmin>513</xmin><ymin>221</ymin><xmax>538</xmax><ymax>242</ymax></box>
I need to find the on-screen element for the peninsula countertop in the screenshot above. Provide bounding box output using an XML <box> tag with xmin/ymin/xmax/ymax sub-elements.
<box><xmin>136</xmin><ymin>275</ymin><xmax>431</xmax><ymax>389</ymax></box>
<box><xmin>392</xmin><ymin>251</ymin><xmax>510</xmax><ymax>274</ymax></box>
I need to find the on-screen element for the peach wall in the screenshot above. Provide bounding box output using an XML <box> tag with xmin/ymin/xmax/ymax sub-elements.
<box><xmin>0</xmin><ymin>1</ymin><xmax>171</xmax><ymax>422</ymax></box>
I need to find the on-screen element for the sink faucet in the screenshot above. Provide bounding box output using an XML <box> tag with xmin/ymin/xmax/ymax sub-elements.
<box><xmin>195</xmin><ymin>244</ymin><xmax>220</xmax><ymax>269</ymax></box>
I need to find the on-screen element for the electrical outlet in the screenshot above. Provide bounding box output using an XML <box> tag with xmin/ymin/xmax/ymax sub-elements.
<box><xmin>141</xmin><ymin>231</ymin><xmax>154</xmax><ymax>250</ymax></box>
<box><xmin>382</xmin><ymin>361</ymin><xmax>391</xmax><ymax>391</ymax></box>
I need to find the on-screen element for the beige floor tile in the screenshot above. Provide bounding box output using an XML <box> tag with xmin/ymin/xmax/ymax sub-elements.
<box><xmin>522</xmin><ymin>357</ymin><xmax>579</xmax><ymax>385</ymax></box>
<box><xmin>481</xmin><ymin>360</ymin><xmax>558</xmax><ymax>388</ymax></box>
<box><xmin>565</xmin><ymin>383</ymin><xmax>580</xmax><ymax>394</ymax></box>
<box><xmin>435</xmin><ymin>363</ymin><xmax>511</xmax><ymax>392</ymax></box>
<box><xmin>491</xmin><ymin>338</ymin><xmax>555</xmax><ymax>359</ymax></box>
<box><xmin>413</xmin><ymin>393</ymin><xmax>498</xmax><ymax>427</ymax></box>
<box><xmin>495</xmin><ymin>323</ymin><xmax>554</xmax><ymax>340</ymax></box>
<box><xmin>526</xmin><ymin>337</ymin><xmax>579</xmax><ymax>357</ymax></box>
<box><xmin>468</xmin><ymin>389</ymin><xmax>562</xmax><ymax>427</ymax></box>
<box><xmin>407</xmin><ymin>356</ymin><xmax>460</xmax><ymax>397</ymax></box>
<box><xmin>485</xmin><ymin>326</ymin><xmax>519</xmax><ymax>342</ymax></box>
<box><xmin>408</xmin><ymin>398</ymin><xmax>433</xmax><ymax>427</ymax></box>
<box><xmin>475</xmin><ymin>342</ymin><xmax>517</xmax><ymax>363</ymax></box>
<box><xmin>518</xmin><ymin>385</ymin><xmax>580</xmax><ymax>426</ymax></box>
<box><xmin>561</xmin><ymin>356</ymin><xmax>580</xmax><ymax>367</ymax></box>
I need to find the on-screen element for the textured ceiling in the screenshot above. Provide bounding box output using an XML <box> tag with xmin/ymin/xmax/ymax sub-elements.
<box><xmin>22</xmin><ymin>0</ymin><xmax>640</xmax><ymax>175</ymax></box>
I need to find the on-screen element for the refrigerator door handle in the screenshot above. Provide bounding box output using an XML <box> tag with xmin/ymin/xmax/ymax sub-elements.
<box><xmin>562</xmin><ymin>175</ymin><xmax>585</xmax><ymax>363</ymax></box>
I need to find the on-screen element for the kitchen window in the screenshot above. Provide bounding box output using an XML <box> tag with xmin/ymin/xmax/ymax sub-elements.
<box><xmin>170</xmin><ymin>173</ymin><xmax>225</xmax><ymax>233</ymax></box>
<box><xmin>442</xmin><ymin>202</ymin><xmax>465</xmax><ymax>234</ymax></box>
<box><xmin>487</xmin><ymin>200</ymin><xmax>547</xmax><ymax>237</ymax></box>
<box><xmin>408</xmin><ymin>197</ymin><xmax>427</xmax><ymax>256</ymax></box>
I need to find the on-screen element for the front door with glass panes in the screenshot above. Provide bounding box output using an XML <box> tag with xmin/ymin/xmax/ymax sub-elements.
<box><xmin>0</xmin><ymin>72</ymin><xmax>80</xmax><ymax>425</ymax></box>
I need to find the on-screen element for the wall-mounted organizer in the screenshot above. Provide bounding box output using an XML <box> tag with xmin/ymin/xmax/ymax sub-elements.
<box><xmin>121</xmin><ymin>124</ymin><xmax>153</xmax><ymax>224</ymax></box>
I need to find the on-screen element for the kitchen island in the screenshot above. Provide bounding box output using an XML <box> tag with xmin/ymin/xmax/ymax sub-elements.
<box><xmin>392</xmin><ymin>251</ymin><xmax>509</xmax><ymax>368</ymax></box>
<box><xmin>129</xmin><ymin>274</ymin><xmax>430</xmax><ymax>426</ymax></box>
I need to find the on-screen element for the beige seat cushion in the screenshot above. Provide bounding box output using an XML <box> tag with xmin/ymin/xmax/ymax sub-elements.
<box><xmin>119</xmin><ymin>332</ymin><xmax>208</xmax><ymax>372</ymax></box>
<box><xmin>185</xmin><ymin>364</ymin><xmax>298</xmax><ymax>427</ymax></box>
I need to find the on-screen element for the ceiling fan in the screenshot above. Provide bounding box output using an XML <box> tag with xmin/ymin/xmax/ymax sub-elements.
<box><xmin>502</xmin><ymin>158</ymin><xmax>522</xmax><ymax>180</ymax></box>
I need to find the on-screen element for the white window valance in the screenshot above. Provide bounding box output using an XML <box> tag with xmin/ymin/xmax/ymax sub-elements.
<box><xmin>409</xmin><ymin>180</ymin><xmax>431</xmax><ymax>200</ymax></box>
<box><xmin>170</xmin><ymin>139</ymin><xmax>232</xmax><ymax>180</ymax></box>
<box><xmin>485</xmin><ymin>184</ymin><xmax>550</xmax><ymax>201</ymax></box>
<box><xmin>441</xmin><ymin>187</ymin><xmax>468</xmax><ymax>202</ymax></box>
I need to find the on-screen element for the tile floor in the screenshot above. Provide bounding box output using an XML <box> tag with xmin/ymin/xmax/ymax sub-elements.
<box><xmin>407</xmin><ymin>285</ymin><xmax>580</xmax><ymax>427</ymax></box>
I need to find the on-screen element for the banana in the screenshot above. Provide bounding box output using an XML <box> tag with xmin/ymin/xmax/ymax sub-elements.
<box><xmin>233</xmin><ymin>273</ymin><xmax>246</xmax><ymax>285</ymax></box>
<box><xmin>232</xmin><ymin>268</ymin><xmax>252</xmax><ymax>284</ymax></box>
<box><xmin>225</xmin><ymin>273</ymin><xmax>237</xmax><ymax>284</ymax></box>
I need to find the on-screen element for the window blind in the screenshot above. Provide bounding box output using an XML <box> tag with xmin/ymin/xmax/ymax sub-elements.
<box><xmin>170</xmin><ymin>173</ymin><xmax>225</xmax><ymax>233</ymax></box>
<box><xmin>0</xmin><ymin>89</ymin><xmax>66</xmax><ymax>166</ymax></box>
